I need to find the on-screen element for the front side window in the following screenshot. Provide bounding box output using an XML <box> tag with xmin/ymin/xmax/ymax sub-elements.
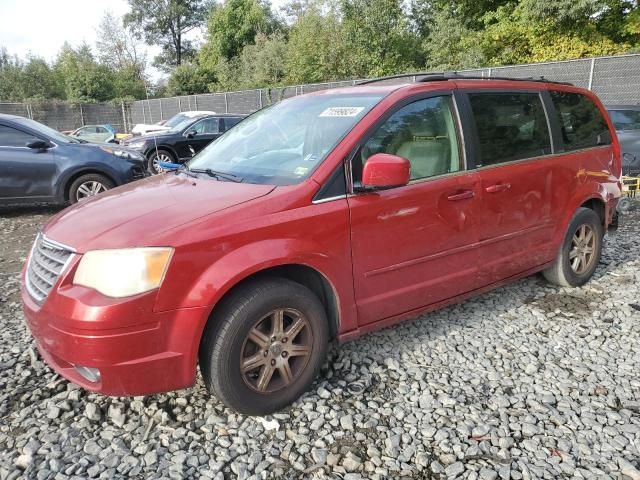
<box><xmin>354</xmin><ymin>96</ymin><xmax>461</xmax><ymax>182</ymax></box>
<box><xmin>0</xmin><ymin>125</ymin><xmax>40</xmax><ymax>147</ymax></box>
<box><xmin>469</xmin><ymin>92</ymin><xmax>552</xmax><ymax>166</ymax></box>
<box><xmin>189</xmin><ymin>93</ymin><xmax>385</xmax><ymax>185</ymax></box>
<box><xmin>192</xmin><ymin>118</ymin><xmax>220</xmax><ymax>134</ymax></box>
<box><xmin>550</xmin><ymin>91</ymin><xmax>611</xmax><ymax>151</ymax></box>
<box><xmin>608</xmin><ymin>109</ymin><xmax>640</xmax><ymax>132</ymax></box>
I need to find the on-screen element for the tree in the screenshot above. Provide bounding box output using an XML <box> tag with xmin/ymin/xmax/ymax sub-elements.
<box><xmin>0</xmin><ymin>49</ymin><xmax>65</xmax><ymax>101</ymax></box>
<box><xmin>285</xmin><ymin>6</ymin><xmax>349</xmax><ymax>83</ymax></box>
<box><xmin>54</xmin><ymin>43</ymin><xmax>116</xmax><ymax>102</ymax></box>
<box><xmin>340</xmin><ymin>0</ymin><xmax>422</xmax><ymax>78</ymax></box>
<box><xmin>167</xmin><ymin>63</ymin><xmax>215</xmax><ymax>95</ymax></box>
<box><xmin>124</xmin><ymin>0</ymin><xmax>210</xmax><ymax>71</ymax></box>
<box><xmin>199</xmin><ymin>0</ymin><xmax>282</xmax><ymax>69</ymax></box>
<box><xmin>97</xmin><ymin>12</ymin><xmax>148</xmax><ymax>99</ymax></box>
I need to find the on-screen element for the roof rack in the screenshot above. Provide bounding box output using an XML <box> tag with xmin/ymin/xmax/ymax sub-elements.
<box><xmin>356</xmin><ymin>71</ymin><xmax>573</xmax><ymax>86</ymax></box>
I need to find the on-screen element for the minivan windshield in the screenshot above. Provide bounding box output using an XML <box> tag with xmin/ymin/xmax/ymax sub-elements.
<box><xmin>188</xmin><ymin>93</ymin><xmax>385</xmax><ymax>185</ymax></box>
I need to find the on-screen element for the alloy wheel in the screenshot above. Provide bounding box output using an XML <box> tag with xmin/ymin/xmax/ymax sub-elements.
<box><xmin>151</xmin><ymin>152</ymin><xmax>172</xmax><ymax>173</ymax></box>
<box><xmin>240</xmin><ymin>308</ymin><xmax>313</xmax><ymax>394</ymax></box>
<box><xmin>569</xmin><ymin>224</ymin><xmax>596</xmax><ymax>275</ymax></box>
<box><xmin>76</xmin><ymin>181</ymin><xmax>106</xmax><ymax>201</ymax></box>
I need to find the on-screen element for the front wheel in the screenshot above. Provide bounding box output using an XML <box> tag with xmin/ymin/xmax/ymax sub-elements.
<box><xmin>200</xmin><ymin>278</ymin><xmax>329</xmax><ymax>415</ymax></box>
<box><xmin>543</xmin><ymin>207</ymin><xmax>603</xmax><ymax>287</ymax></box>
<box><xmin>69</xmin><ymin>174</ymin><xmax>114</xmax><ymax>204</ymax></box>
<box><xmin>148</xmin><ymin>149</ymin><xmax>175</xmax><ymax>174</ymax></box>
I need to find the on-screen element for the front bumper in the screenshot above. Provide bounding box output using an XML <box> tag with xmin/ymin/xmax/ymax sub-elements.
<box><xmin>21</xmin><ymin>268</ymin><xmax>209</xmax><ymax>396</ymax></box>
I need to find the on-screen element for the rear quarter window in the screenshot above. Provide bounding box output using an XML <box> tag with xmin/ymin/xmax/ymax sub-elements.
<box><xmin>468</xmin><ymin>92</ymin><xmax>552</xmax><ymax>166</ymax></box>
<box><xmin>550</xmin><ymin>91</ymin><xmax>611</xmax><ymax>151</ymax></box>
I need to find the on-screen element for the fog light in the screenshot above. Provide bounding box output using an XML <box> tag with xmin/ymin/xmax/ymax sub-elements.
<box><xmin>74</xmin><ymin>365</ymin><xmax>101</xmax><ymax>383</ymax></box>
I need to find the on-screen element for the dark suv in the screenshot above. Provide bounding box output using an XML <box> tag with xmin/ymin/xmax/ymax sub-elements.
<box><xmin>0</xmin><ymin>114</ymin><xmax>147</xmax><ymax>205</ymax></box>
<box><xmin>606</xmin><ymin>105</ymin><xmax>640</xmax><ymax>175</ymax></box>
<box><xmin>122</xmin><ymin>114</ymin><xmax>245</xmax><ymax>173</ymax></box>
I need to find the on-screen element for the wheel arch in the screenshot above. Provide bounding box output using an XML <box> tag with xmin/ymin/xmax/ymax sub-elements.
<box><xmin>145</xmin><ymin>144</ymin><xmax>178</xmax><ymax>161</ymax></box>
<box><xmin>62</xmin><ymin>169</ymin><xmax>117</xmax><ymax>202</ymax></box>
<box><xmin>203</xmin><ymin>263</ymin><xmax>340</xmax><ymax>340</ymax></box>
<box><xmin>580</xmin><ymin>197</ymin><xmax>606</xmax><ymax>226</ymax></box>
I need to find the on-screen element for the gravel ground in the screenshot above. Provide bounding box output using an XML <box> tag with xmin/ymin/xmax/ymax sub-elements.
<box><xmin>1</xmin><ymin>203</ymin><xmax>640</xmax><ymax>480</ymax></box>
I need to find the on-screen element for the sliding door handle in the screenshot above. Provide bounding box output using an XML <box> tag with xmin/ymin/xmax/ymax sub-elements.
<box><xmin>447</xmin><ymin>190</ymin><xmax>475</xmax><ymax>201</ymax></box>
<box><xmin>485</xmin><ymin>183</ymin><xmax>511</xmax><ymax>193</ymax></box>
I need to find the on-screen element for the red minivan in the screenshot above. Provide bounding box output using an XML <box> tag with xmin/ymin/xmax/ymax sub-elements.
<box><xmin>21</xmin><ymin>75</ymin><xmax>621</xmax><ymax>415</ymax></box>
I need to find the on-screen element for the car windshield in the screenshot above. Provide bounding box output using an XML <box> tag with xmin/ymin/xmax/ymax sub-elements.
<box><xmin>609</xmin><ymin>109</ymin><xmax>640</xmax><ymax>131</ymax></box>
<box><xmin>168</xmin><ymin>117</ymin><xmax>199</xmax><ymax>133</ymax></box>
<box><xmin>188</xmin><ymin>93</ymin><xmax>385</xmax><ymax>185</ymax></box>
<box><xmin>16</xmin><ymin>118</ymin><xmax>82</xmax><ymax>144</ymax></box>
<box><xmin>164</xmin><ymin>114</ymin><xmax>188</xmax><ymax>128</ymax></box>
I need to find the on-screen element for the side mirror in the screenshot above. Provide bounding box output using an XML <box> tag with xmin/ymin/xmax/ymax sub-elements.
<box><xmin>26</xmin><ymin>139</ymin><xmax>51</xmax><ymax>151</ymax></box>
<box><xmin>185</xmin><ymin>130</ymin><xmax>197</xmax><ymax>139</ymax></box>
<box><xmin>361</xmin><ymin>153</ymin><xmax>410</xmax><ymax>190</ymax></box>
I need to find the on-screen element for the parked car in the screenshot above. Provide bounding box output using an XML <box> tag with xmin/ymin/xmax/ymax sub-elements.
<box><xmin>69</xmin><ymin>124</ymin><xmax>117</xmax><ymax>143</ymax></box>
<box><xmin>21</xmin><ymin>76</ymin><xmax>620</xmax><ymax>415</ymax></box>
<box><xmin>0</xmin><ymin>114</ymin><xmax>147</xmax><ymax>205</ymax></box>
<box><xmin>130</xmin><ymin>110</ymin><xmax>216</xmax><ymax>136</ymax></box>
<box><xmin>606</xmin><ymin>105</ymin><xmax>640</xmax><ymax>175</ymax></box>
<box><xmin>122</xmin><ymin>113</ymin><xmax>245</xmax><ymax>173</ymax></box>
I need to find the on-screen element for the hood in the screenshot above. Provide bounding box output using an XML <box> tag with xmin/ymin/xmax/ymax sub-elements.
<box><xmin>44</xmin><ymin>174</ymin><xmax>275</xmax><ymax>252</ymax></box>
<box><xmin>132</xmin><ymin>124</ymin><xmax>170</xmax><ymax>134</ymax></box>
<box><xmin>125</xmin><ymin>130</ymin><xmax>174</xmax><ymax>143</ymax></box>
<box><xmin>66</xmin><ymin>142</ymin><xmax>145</xmax><ymax>162</ymax></box>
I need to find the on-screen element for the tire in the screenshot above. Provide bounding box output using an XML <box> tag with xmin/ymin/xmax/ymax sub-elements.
<box><xmin>148</xmin><ymin>149</ymin><xmax>175</xmax><ymax>174</ymax></box>
<box><xmin>617</xmin><ymin>197</ymin><xmax>632</xmax><ymax>213</ymax></box>
<box><xmin>68</xmin><ymin>174</ymin><xmax>114</xmax><ymax>204</ymax></box>
<box><xmin>200</xmin><ymin>277</ymin><xmax>329</xmax><ymax>415</ymax></box>
<box><xmin>543</xmin><ymin>207</ymin><xmax>603</xmax><ymax>287</ymax></box>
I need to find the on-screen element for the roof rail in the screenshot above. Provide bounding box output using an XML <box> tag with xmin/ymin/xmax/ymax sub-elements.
<box><xmin>356</xmin><ymin>71</ymin><xmax>573</xmax><ymax>86</ymax></box>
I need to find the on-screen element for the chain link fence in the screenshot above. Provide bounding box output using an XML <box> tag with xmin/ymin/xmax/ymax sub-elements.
<box><xmin>2</xmin><ymin>54</ymin><xmax>640</xmax><ymax>133</ymax></box>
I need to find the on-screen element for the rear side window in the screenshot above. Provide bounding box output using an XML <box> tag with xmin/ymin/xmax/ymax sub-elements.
<box><xmin>468</xmin><ymin>92</ymin><xmax>552</xmax><ymax>166</ymax></box>
<box><xmin>550</xmin><ymin>91</ymin><xmax>611</xmax><ymax>151</ymax></box>
<box><xmin>0</xmin><ymin>125</ymin><xmax>40</xmax><ymax>147</ymax></box>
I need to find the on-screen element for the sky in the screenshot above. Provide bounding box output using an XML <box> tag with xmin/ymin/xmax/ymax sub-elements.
<box><xmin>0</xmin><ymin>0</ymin><xmax>286</xmax><ymax>80</ymax></box>
<box><xmin>0</xmin><ymin>0</ymin><xmax>288</xmax><ymax>59</ymax></box>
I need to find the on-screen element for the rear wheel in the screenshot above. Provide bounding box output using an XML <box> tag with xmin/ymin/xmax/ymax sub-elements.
<box><xmin>543</xmin><ymin>207</ymin><xmax>603</xmax><ymax>287</ymax></box>
<box><xmin>200</xmin><ymin>278</ymin><xmax>329</xmax><ymax>415</ymax></box>
<box><xmin>148</xmin><ymin>149</ymin><xmax>175</xmax><ymax>174</ymax></box>
<box><xmin>68</xmin><ymin>174</ymin><xmax>114</xmax><ymax>204</ymax></box>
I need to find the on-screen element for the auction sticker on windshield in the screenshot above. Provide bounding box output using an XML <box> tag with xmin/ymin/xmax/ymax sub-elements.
<box><xmin>319</xmin><ymin>107</ymin><xmax>365</xmax><ymax>117</ymax></box>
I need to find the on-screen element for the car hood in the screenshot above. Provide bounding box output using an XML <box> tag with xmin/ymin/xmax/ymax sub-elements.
<box><xmin>43</xmin><ymin>174</ymin><xmax>275</xmax><ymax>252</ymax></box>
<box><xmin>132</xmin><ymin>124</ymin><xmax>170</xmax><ymax>133</ymax></box>
<box><xmin>124</xmin><ymin>131</ymin><xmax>174</xmax><ymax>143</ymax></box>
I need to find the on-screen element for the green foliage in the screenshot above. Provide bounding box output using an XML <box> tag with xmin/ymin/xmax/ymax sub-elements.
<box><xmin>124</xmin><ymin>0</ymin><xmax>210</xmax><ymax>70</ymax></box>
<box><xmin>200</xmin><ymin>0</ymin><xmax>282</xmax><ymax>69</ymax></box>
<box><xmin>2</xmin><ymin>0</ymin><xmax>639</xmax><ymax>103</ymax></box>
<box><xmin>167</xmin><ymin>63</ymin><xmax>215</xmax><ymax>95</ymax></box>
<box><xmin>340</xmin><ymin>0</ymin><xmax>422</xmax><ymax>77</ymax></box>
<box><xmin>284</xmin><ymin>6</ymin><xmax>349</xmax><ymax>83</ymax></box>
<box><xmin>54</xmin><ymin>44</ymin><xmax>116</xmax><ymax>103</ymax></box>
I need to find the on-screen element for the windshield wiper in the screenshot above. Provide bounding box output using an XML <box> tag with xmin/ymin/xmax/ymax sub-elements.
<box><xmin>192</xmin><ymin>168</ymin><xmax>243</xmax><ymax>183</ymax></box>
<box><xmin>175</xmin><ymin>163</ymin><xmax>198</xmax><ymax>178</ymax></box>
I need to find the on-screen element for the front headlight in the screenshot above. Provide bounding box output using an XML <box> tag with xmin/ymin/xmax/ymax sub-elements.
<box><xmin>73</xmin><ymin>248</ymin><xmax>173</xmax><ymax>298</ymax></box>
<box><xmin>100</xmin><ymin>146</ymin><xmax>145</xmax><ymax>159</ymax></box>
<box><xmin>125</xmin><ymin>141</ymin><xmax>146</xmax><ymax>151</ymax></box>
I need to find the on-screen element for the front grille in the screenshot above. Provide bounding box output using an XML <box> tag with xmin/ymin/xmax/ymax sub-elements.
<box><xmin>26</xmin><ymin>234</ymin><xmax>75</xmax><ymax>303</ymax></box>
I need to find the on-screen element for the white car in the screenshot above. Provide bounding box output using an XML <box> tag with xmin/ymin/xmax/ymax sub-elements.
<box><xmin>131</xmin><ymin>111</ymin><xmax>216</xmax><ymax>136</ymax></box>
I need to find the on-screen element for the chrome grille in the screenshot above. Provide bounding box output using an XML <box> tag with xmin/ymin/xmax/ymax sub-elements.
<box><xmin>26</xmin><ymin>234</ymin><xmax>74</xmax><ymax>303</ymax></box>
